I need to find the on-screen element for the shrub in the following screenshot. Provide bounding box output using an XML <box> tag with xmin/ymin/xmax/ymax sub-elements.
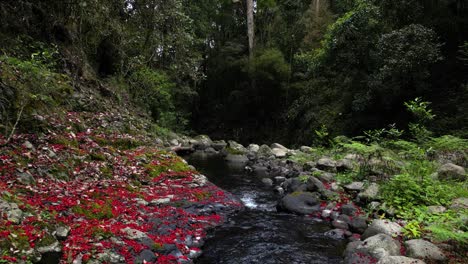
<box><xmin>0</xmin><ymin>53</ymin><xmax>72</xmax><ymax>141</ymax></box>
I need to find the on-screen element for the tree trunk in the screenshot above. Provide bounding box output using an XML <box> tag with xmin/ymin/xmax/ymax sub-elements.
<box><xmin>246</xmin><ymin>0</ymin><xmax>254</xmax><ymax>59</ymax></box>
<box><xmin>315</xmin><ymin>0</ymin><xmax>320</xmax><ymax>18</ymax></box>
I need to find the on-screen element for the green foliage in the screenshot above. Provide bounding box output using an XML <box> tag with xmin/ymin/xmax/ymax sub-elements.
<box><xmin>298</xmin><ymin>175</ymin><xmax>310</xmax><ymax>183</ymax></box>
<box><xmin>364</xmin><ymin>124</ymin><xmax>404</xmax><ymax>143</ymax></box>
<box><xmin>427</xmin><ymin>136</ymin><xmax>468</xmax><ymax>152</ymax></box>
<box><xmin>314</xmin><ymin>124</ymin><xmax>331</xmax><ymax>146</ymax></box>
<box><xmin>405</xmin><ymin>97</ymin><xmax>436</xmax><ymax>142</ymax></box>
<box><xmin>248</xmin><ymin>48</ymin><xmax>290</xmax><ymax>82</ymax></box>
<box><xmin>402</xmin><ymin>220</ymin><xmax>422</xmax><ymax>239</ymax></box>
<box><xmin>0</xmin><ymin>52</ymin><xmax>72</xmax><ymax>137</ymax></box>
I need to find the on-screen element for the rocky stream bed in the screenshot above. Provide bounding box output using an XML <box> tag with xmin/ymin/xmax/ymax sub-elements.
<box><xmin>0</xmin><ymin>112</ymin><xmax>466</xmax><ymax>263</ymax></box>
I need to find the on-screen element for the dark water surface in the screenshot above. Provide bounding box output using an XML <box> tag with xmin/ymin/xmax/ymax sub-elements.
<box><xmin>185</xmin><ymin>154</ymin><xmax>346</xmax><ymax>264</ymax></box>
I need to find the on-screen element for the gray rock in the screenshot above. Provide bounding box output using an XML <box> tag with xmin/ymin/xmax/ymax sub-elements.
<box><xmin>98</xmin><ymin>251</ymin><xmax>125</xmax><ymax>263</ymax></box>
<box><xmin>341</xmin><ymin>204</ymin><xmax>358</xmax><ymax>216</ymax></box>
<box><xmin>344</xmin><ymin>182</ymin><xmax>365</xmax><ymax>192</ymax></box>
<box><xmin>405</xmin><ymin>239</ymin><xmax>446</xmax><ymax>262</ymax></box>
<box><xmin>303</xmin><ymin>161</ymin><xmax>317</xmax><ymax>171</ymax></box>
<box><xmin>261</xmin><ymin>178</ymin><xmax>273</xmax><ymax>186</ymax></box>
<box><xmin>350</xmin><ymin>216</ymin><xmax>368</xmax><ymax>234</ymax></box>
<box><xmin>121</xmin><ymin>227</ymin><xmax>150</xmax><ymax>241</ymax></box>
<box><xmin>450</xmin><ymin>197</ymin><xmax>468</xmax><ymax>210</ymax></box>
<box><xmin>377</xmin><ymin>256</ymin><xmax>425</xmax><ymax>264</ymax></box>
<box><xmin>337</xmin><ymin>159</ymin><xmax>354</xmax><ymax>172</ymax></box>
<box><xmin>227</xmin><ymin>140</ymin><xmax>247</xmax><ymax>153</ymax></box>
<box><xmin>271</xmin><ymin>148</ymin><xmax>287</xmax><ymax>158</ymax></box>
<box><xmin>247</xmin><ymin>144</ymin><xmax>260</xmax><ymax>152</ymax></box>
<box><xmin>204</xmin><ymin>147</ymin><xmax>218</xmax><ymax>154</ymax></box>
<box><xmin>300</xmin><ymin>146</ymin><xmax>313</xmax><ymax>153</ymax></box>
<box><xmin>358</xmin><ymin>234</ymin><xmax>401</xmax><ymax>258</ymax></box>
<box><xmin>362</xmin><ymin>220</ymin><xmax>402</xmax><ymax>240</ymax></box>
<box><xmin>358</xmin><ymin>183</ymin><xmax>380</xmax><ymax>202</ymax></box>
<box><xmin>306</xmin><ymin>176</ymin><xmax>327</xmax><ymax>192</ymax></box>
<box><xmin>212</xmin><ymin>140</ymin><xmax>227</xmax><ymax>151</ymax></box>
<box><xmin>23</xmin><ymin>141</ymin><xmax>34</xmax><ymax>149</ymax></box>
<box><xmin>274</xmin><ymin>186</ymin><xmax>285</xmax><ymax>195</ymax></box>
<box><xmin>314</xmin><ymin>171</ymin><xmax>335</xmax><ymax>183</ymax></box>
<box><xmin>437</xmin><ymin>163</ymin><xmax>466</xmax><ymax>181</ymax></box>
<box><xmin>37</xmin><ymin>241</ymin><xmax>61</xmax><ymax>254</ymax></box>
<box><xmin>271</xmin><ymin>143</ymin><xmax>288</xmax><ymax>150</ymax></box>
<box><xmin>317</xmin><ymin>157</ymin><xmax>337</xmax><ymax>172</ymax></box>
<box><xmin>279</xmin><ymin>192</ymin><xmax>320</xmax><ymax>215</ymax></box>
<box><xmin>344</xmin><ymin>241</ymin><xmax>379</xmax><ymax>264</ymax></box>
<box><xmin>135</xmin><ymin>249</ymin><xmax>157</xmax><ymax>263</ymax></box>
<box><xmin>193</xmin><ymin>135</ymin><xmax>213</xmax><ymax>150</ymax></box>
<box><xmin>427</xmin><ymin>205</ymin><xmax>446</xmax><ymax>214</ymax></box>
<box><xmin>257</xmin><ymin>145</ymin><xmax>274</xmax><ymax>158</ymax></box>
<box><xmin>169</xmin><ymin>139</ymin><xmax>179</xmax><ymax>146</ymax></box>
<box><xmin>332</xmin><ymin>220</ymin><xmax>349</xmax><ymax>230</ymax></box>
<box><xmin>55</xmin><ymin>226</ymin><xmax>71</xmax><ymax>240</ymax></box>
<box><xmin>274</xmin><ymin>176</ymin><xmax>286</xmax><ymax>183</ymax></box>
<box><xmin>325</xmin><ymin>229</ymin><xmax>346</xmax><ymax>239</ymax></box>
<box><xmin>17</xmin><ymin>171</ymin><xmax>35</xmax><ymax>185</ymax></box>
<box><xmin>188</xmin><ymin>248</ymin><xmax>202</xmax><ymax>259</ymax></box>
<box><xmin>0</xmin><ymin>200</ymin><xmax>24</xmax><ymax>224</ymax></box>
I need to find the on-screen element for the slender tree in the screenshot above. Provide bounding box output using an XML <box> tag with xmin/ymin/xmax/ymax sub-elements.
<box><xmin>246</xmin><ymin>0</ymin><xmax>255</xmax><ymax>59</ymax></box>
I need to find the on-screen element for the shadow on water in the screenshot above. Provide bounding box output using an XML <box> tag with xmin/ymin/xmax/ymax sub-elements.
<box><xmin>184</xmin><ymin>154</ymin><xmax>346</xmax><ymax>264</ymax></box>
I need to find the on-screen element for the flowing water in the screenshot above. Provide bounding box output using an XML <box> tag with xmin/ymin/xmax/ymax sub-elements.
<box><xmin>185</xmin><ymin>154</ymin><xmax>346</xmax><ymax>264</ymax></box>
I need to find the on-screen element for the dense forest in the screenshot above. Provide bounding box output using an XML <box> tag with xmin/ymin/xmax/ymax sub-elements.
<box><xmin>0</xmin><ymin>1</ymin><xmax>467</xmax><ymax>263</ymax></box>
<box><xmin>1</xmin><ymin>0</ymin><xmax>466</xmax><ymax>145</ymax></box>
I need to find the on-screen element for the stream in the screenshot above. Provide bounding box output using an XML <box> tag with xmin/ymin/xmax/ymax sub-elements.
<box><xmin>185</xmin><ymin>154</ymin><xmax>346</xmax><ymax>264</ymax></box>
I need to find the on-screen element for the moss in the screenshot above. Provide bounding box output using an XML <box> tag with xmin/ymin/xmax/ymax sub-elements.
<box><xmin>99</xmin><ymin>166</ymin><xmax>113</xmax><ymax>178</ymax></box>
<box><xmin>89</xmin><ymin>152</ymin><xmax>106</xmax><ymax>161</ymax></box>
<box><xmin>225</xmin><ymin>147</ymin><xmax>244</xmax><ymax>155</ymax></box>
<box><xmin>50</xmin><ymin>136</ymin><xmax>79</xmax><ymax>148</ymax></box>
<box><xmin>36</xmin><ymin>233</ymin><xmax>57</xmax><ymax>247</ymax></box>
<box><xmin>194</xmin><ymin>191</ymin><xmax>211</xmax><ymax>201</ymax></box>
<box><xmin>72</xmin><ymin>200</ymin><xmax>114</xmax><ymax>220</ymax></box>
<box><xmin>145</xmin><ymin>160</ymin><xmax>190</xmax><ymax>178</ymax></box>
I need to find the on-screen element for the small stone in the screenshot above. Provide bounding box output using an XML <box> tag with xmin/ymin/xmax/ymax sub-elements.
<box><xmin>261</xmin><ymin>178</ymin><xmax>273</xmax><ymax>186</ymax></box>
<box><xmin>55</xmin><ymin>226</ymin><xmax>71</xmax><ymax>240</ymax></box>
<box><xmin>300</xmin><ymin>146</ymin><xmax>313</xmax><ymax>153</ymax></box>
<box><xmin>23</xmin><ymin>141</ymin><xmax>34</xmax><ymax>149</ymax></box>
<box><xmin>344</xmin><ymin>182</ymin><xmax>365</xmax><ymax>192</ymax></box>
<box><xmin>341</xmin><ymin>204</ymin><xmax>358</xmax><ymax>216</ymax></box>
<box><xmin>376</xmin><ymin>256</ymin><xmax>425</xmax><ymax>264</ymax></box>
<box><xmin>274</xmin><ymin>176</ymin><xmax>286</xmax><ymax>183</ymax></box>
<box><xmin>325</xmin><ymin>228</ymin><xmax>346</xmax><ymax>239</ymax></box>
<box><xmin>450</xmin><ymin>197</ymin><xmax>468</xmax><ymax>210</ymax></box>
<box><xmin>247</xmin><ymin>144</ymin><xmax>260</xmax><ymax>152</ymax></box>
<box><xmin>188</xmin><ymin>249</ymin><xmax>202</xmax><ymax>259</ymax></box>
<box><xmin>332</xmin><ymin>220</ymin><xmax>349</xmax><ymax>230</ymax></box>
<box><xmin>37</xmin><ymin>241</ymin><xmax>61</xmax><ymax>254</ymax></box>
<box><xmin>427</xmin><ymin>205</ymin><xmax>446</xmax><ymax>214</ymax></box>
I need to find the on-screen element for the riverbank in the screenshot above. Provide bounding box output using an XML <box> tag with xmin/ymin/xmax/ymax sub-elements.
<box><xmin>0</xmin><ymin>112</ymin><xmax>242</xmax><ymax>264</ymax></box>
<box><xmin>178</xmin><ymin>135</ymin><xmax>467</xmax><ymax>264</ymax></box>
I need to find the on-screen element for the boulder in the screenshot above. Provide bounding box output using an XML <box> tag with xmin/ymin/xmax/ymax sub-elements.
<box><xmin>271</xmin><ymin>143</ymin><xmax>288</xmax><ymax>150</ymax></box>
<box><xmin>278</xmin><ymin>192</ymin><xmax>320</xmax><ymax>215</ymax></box>
<box><xmin>317</xmin><ymin>157</ymin><xmax>337</xmax><ymax>172</ymax></box>
<box><xmin>341</xmin><ymin>204</ymin><xmax>358</xmax><ymax>216</ymax></box>
<box><xmin>362</xmin><ymin>220</ymin><xmax>402</xmax><ymax>240</ymax></box>
<box><xmin>358</xmin><ymin>234</ymin><xmax>401</xmax><ymax>258</ymax></box>
<box><xmin>358</xmin><ymin>183</ymin><xmax>380</xmax><ymax>202</ymax></box>
<box><xmin>336</xmin><ymin>159</ymin><xmax>354</xmax><ymax>172</ymax></box>
<box><xmin>300</xmin><ymin>146</ymin><xmax>313</xmax><ymax>153</ymax></box>
<box><xmin>247</xmin><ymin>144</ymin><xmax>260</xmax><ymax>152</ymax></box>
<box><xmin>303</xmin><ymin>161</ymin><xmax>317</xmax><ymax>171</ymax></box>
<box><xmin>450</xmin><ymin>197</ymin><xmax>468</xmax><ymax>210</ymax></box>
<box><xmin>212</xmin><ymin>140</ymin><xmax>227</xmax><ymax>151</ymax></box>
<box><xmin>271</xmin><ymin>148</ymin><xmax>288</xmax><ymax>158</ymax></box>
<box><xmin>437</xmin><ymin>163</ymin><xmax>466</xmax><ymax>181</ymax></box>
<box><xmin>332</xmin><ymin>220</ymin><xmax>349</xmax><ymax>230</ymax></box>
<box><xmin>344</xmin><ymin>182</ymin><xmax>365</xmax><ymax>192</ymax></box>
<box><xmin>257</xmin><ymin>145</ymin><xmax>274</xmax><ymax>158</ymax></box>
<box><xmin>350</xmin><ymin>216</ymin><xmax>368</xmax><ymax>234</ymax></box>
<box><xmin>193</xmin><ymin>135</ymin><xmax>213</xmax><ymax>150</ymax></box>
<box><xmin>377</xmin><ymin>256</ymin><xmax>425</xmax><ymax>264</ymax></box>
<box><xmin>343</xmin><ymin>241</ymin><xmax>378</xmax><ymax>264</ymax></box>
<box><xmin>227</xmin><ymin>140</ymin><xmax>247</xmax><ymax>153</ymax></box>
<box><xmin>405</xmin><ymin>239</ymin><xmax>446</xmax><ymax>262</ymax></box>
